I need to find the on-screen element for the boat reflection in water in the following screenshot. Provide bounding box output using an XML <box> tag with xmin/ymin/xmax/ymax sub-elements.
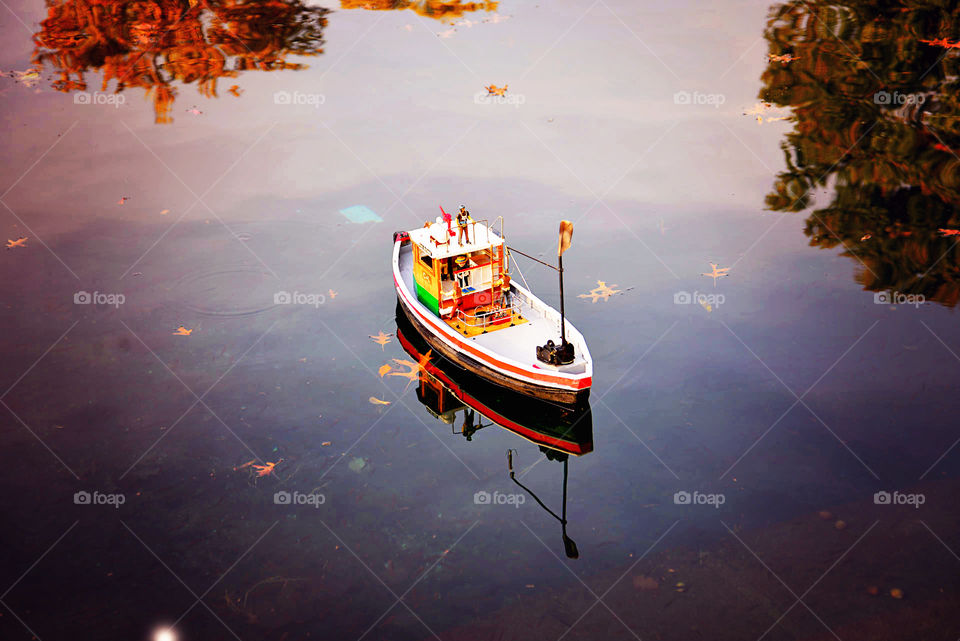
<box><xmin>395</xmin><ymin>308</ymin><xmax>593</xmax><ymax>558</ymax></box>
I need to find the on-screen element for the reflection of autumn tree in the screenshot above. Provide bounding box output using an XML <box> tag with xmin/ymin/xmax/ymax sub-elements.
<box><xmin>340</xmin><ymin>0</ymin><xmax>497</xmax><ymax>21</ymax></box>
<box><xmin>32</xmin><ymin>0</ymin><xmax>330</xmax><ymax>123</ymax></box>
<box><xmin>761</xmin><ymin>1</ymin><xmax>960</xmax><ymax>307</ymax></box>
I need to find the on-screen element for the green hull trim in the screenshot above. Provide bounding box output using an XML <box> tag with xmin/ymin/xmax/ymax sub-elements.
<box><xmin>415</xmin><ymin>281</ymin><xmax>440</xmax><ymax>316</ymax></box>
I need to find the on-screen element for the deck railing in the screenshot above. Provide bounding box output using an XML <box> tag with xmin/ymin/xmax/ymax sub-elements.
<box><xmin>455</xmin><ymin>300</ymin><xmax>522</xmax><ymax>329</ymax></box>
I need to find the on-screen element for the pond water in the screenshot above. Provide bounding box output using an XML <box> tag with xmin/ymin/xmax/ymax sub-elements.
<box><xmin>2</xmin><ymin>0</ymin><xmax>960</xmax><ymax>639</ymax></box>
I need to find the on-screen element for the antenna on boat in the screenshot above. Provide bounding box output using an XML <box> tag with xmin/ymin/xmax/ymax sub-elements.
<box><xmin>507</xmin><ymin>449</ymin><xmax>579</xmax><ymax>559</ymax></box>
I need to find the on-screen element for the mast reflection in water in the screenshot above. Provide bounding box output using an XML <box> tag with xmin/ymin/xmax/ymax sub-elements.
<box><xmin>395</xmin><ymin>307</ymin><xmax>593</xmax><ymax>559</ymax></box>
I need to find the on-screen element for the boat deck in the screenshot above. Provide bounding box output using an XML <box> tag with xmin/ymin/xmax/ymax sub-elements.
<box><xmin>444</xmin><ymin>304</ymin><xmax>529</xmax><ymax>337</ymax></box>
<box><xmin>398</xmin><ymin>242</ymin><xmax>589</xmax><ymax>375</ymax></box>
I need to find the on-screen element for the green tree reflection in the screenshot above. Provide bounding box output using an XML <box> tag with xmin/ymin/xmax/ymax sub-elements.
<box><xmin>761</xmin><ymin>1</ymin><xmax>960</xmax><ymax>307</ymax></box>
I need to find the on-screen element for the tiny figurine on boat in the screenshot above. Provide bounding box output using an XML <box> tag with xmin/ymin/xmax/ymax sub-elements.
<box><xmin>392</xmin><ymin>206</ymin><xmax>592</xmax><ymax>403</ymax></box>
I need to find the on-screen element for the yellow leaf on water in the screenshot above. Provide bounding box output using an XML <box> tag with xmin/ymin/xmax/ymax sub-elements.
<box><xmin>378</xmin><ymin>364</ymin><xmax>392</xmax><ymax>377</ymax></box>
<box><xmin>369</xmin><ymin>331</ymin><xmax>393</xmax><ymax>350</ymax></box>
<box><xmin>6</xmin><ymin>237</ymin><xmax>27</xmax><ymax>249</ymax></box>
<box><xmin>578</xmin><ymin>281</ymin><xmax>621</xmax><ymax>303</ymax></box>
<box><xmin>173</xmin><ymin>326</ymin><xmax>193</xmax><ymax>336</ymax></box>
<box><xmin>701</xmin><ymin>263</ymin><xmax>730</xmax><ymax>286</ymax></box>
<box><xmin>369</xmin><ymin>397</ymin><xmax>391</xmax><ymax>405</ymax></box>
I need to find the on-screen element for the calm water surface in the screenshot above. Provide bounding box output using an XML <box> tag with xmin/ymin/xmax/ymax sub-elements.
<box><xmin>2</xmin><ymin>0</ymin><xmax>960</xmax><ymax>639</ymax></box>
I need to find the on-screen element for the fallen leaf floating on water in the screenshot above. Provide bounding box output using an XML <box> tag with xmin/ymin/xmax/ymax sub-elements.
<box><xmin>160</xmin><ymin>209</ymin><xmax>170</xmax><ymax>215</ymax></box>
<box><xmin>328</xmin><ymin>289</ymin><xmax>338</xmax><ymax>300</ymax></box>
<box><xmin>186</xmin><ymin>106</ymin><xmax>203</xmax><ymax>115</ymax></box>
<box><xmin>0</xmin><ymin>68</ymin><xmax>40</xmax><ymax>87</ymax></box>
<box><xmin>742</xmin><ymin>101</ymin><xmax>789</xmax><ymax>125</ymax></box>
<box><xmin>369</xmin><ymin>397</ymin><xmax>391</xmax><ymax>406</ymax></box>
<box><xmin>920</xmin><ymin>37</ymin><xmax>960</xmax><ymax>49</ymax></box>
<box><xmin>378</xmin><ymin>363</ymin><xmax>393</xmax><ymax>377</ymax></box>
<box><xmin>890</xmin><ymin>588</ymin><xmax>904</xmax><ymax>599</ymax></box>
<box><xmin>485</xmin><ymin>83</ymin><xmax>508</xmax><ymax>96</ymax></box>
<box><xmin>369</xmin><ymin>331</ymin><xmax>393</xmax><ymax>349</ymax></box>
<box><xmin>701</xmin><ymin>263</ymin><xmax>731</xmax><ymax>286</ymax></box>
<box><xmin>578</xmin><ymin>281</ymin><xmax>622</xmax><ymax>303</ymax></box>
<box><xmin>860</xmin><ymin>234</ymin><xmax>872</xmax><ymax>241</ymax></box>
<box><xmin>321</xmin><ymin>441</ymin><xmax>332</xmax><ymax>446</ymax></box>
<box><xmin>6</xmin><ymin>237</ymin><xmax>27</xmax><ymax>249</ymax></box>
<box><xmin>228</xmin><ymin>85</ymin><xmax>243</xmax><ymax>97</ymax></box>
<box><xmin>939</xmin><ymin>228</ymin><xmax>960</xmax><ymax>236</ymax></box>
<box><xmin>386</xmin><ymin>350</ymin><xmax>432</xmax><ymax>382</ymax></box>
<box><xmin>117</xmin><ymin>196</ymin><xmax>129</xmax><ymax>205</ymax></box>
<box><xmin>253</xmin><ymin>458</ymin><xmax>283</xmax><ymax>477</ymax></box>
<box><xmin>173</xmin><ymin>326</ymin><xmax>192</xmax><ymax>336</ymax></box>
<box><xmin>768</xmin><ymin>53</ymin><xmax>799</xmax><ymax>64</ymax></box>
<box><xmin>233</xmin><ymin>459</ymin><xmax>256</xmax><ymax>471</ymax></box>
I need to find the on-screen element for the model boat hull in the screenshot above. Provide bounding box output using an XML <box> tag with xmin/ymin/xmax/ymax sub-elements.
<box><xmin>396</xmin><ymin>313</ymin><xmax>593</xmax><ymax>455</ymax></box>
<box><xmin>393</xmin><ymin>237</ymin><xmax>592</xmax><ymax>404</ymax></box>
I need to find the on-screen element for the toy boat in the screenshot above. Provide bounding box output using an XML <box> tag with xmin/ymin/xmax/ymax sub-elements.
<box><xmin>392</xmin><ymin>210</ymin><xmax>592</xmax><ymax>404</ymax></box>
<box><xmin>395</xmin><ymin>311</ymin><xmax>593</xmax><ymax>455</ymax></box>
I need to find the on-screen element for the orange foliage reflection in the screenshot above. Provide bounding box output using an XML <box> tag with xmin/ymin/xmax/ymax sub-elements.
<box><xmin>340</xmin><ymin>0</ymin><xmax>497</xmax><ymax>21</ymax></box>
<box><xmin>31</xmin><ymin>0</ymin><xmax>330</xmax><ymax>123</ymax></box>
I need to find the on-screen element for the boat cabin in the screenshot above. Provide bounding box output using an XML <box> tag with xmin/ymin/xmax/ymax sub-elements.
<box><xmin>407</xmin><ymin>217</ymin><xmax>523</xmax><ymax>336</ymax></box>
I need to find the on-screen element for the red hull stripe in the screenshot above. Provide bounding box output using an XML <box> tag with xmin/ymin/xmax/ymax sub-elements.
<box><xmin>396</xmin><ymin>330</ymin><xmax>591</xmax><ymax>455</ymax></box>
<box><xmin>394</xmin><ymin>262</ymin><xmax>591</xmax><ymax>392</ymax></box>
